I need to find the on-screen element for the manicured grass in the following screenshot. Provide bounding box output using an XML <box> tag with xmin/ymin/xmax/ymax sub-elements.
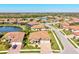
<box><xmin>0</xmin><ymin>51</ymin><xmax>40</xmax><ymax>54</ymax></box>
<box><xmin>63</xmin><ymin>29</ymin><xmax>72</xmax><ymax>35</ymax></box>
<box><xmin>53</xmin><ymin>31</ymin><xmax>64</xmax><ymax>50</ymax></box>
<box><xmin>48</xmin><ymin>31</ymin><xmax>60</xmax><ymax>50</ymax></box>
<box><xmin>0</xmin><ymin>52</ymin><xmax>7</xmax><ymax>54</ymax></box>
<box><xmin>71</xmin><ymin>38</ymin><xmax>79</xmax><ymax>46</ymax></box>
<box><xmin>23</xmin><ymin>44</ymin><xmax>40</xmax><ymax>49</ymax></box>
<box><xmin>68</xmin><ymin>38</ymin><xmax>78</xmax><ymax>48</ymax></box>
<box><xmin>52</xmin><ymin>50</ymin><xmax>60</xmax><ymax>53</ymax></box>
<box><xmin>20</xmin><ymin>51</ymin><xmax>40</xmax><ymax>53</ymax></box>
<box><xmin>0</xmin><ymin>44</ymin><xmax>7</xmax><ymax>51</ymax></box>
<box><xmin>53</xmin><ymin>24</ymin><xmax>60</xmax><ymax>28</ymax></box>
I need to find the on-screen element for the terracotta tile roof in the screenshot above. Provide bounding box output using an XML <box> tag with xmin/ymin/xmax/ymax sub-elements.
<box><xmin>61</xmin><ymin>22</ymin><xmax>69</xmax><ymax>26</ymax></box>
<box><xmin>0</xmin><ymin>18</ymin><xmax>8</xmax><ymax>21</ymax></box>
<box><xmin>28</xmin><ymin>21</ymin><xmax>39</xmax><ymax>25</ymax></box>
<box><xmin>9</xmin><ymin>18</ymin><xmax>17</xmax><ymax>22</ymax></box>
<box><xmin>69</xmin><ymin>26</ymin><xmax>79</xmax><ymax>30</ymax></box>
<box><xmin>4</xmin><ymin>32</ymin><xmax>25</xmax><ymax>42</ymax></box>
<box><xmin>28</xmin><ymin>31</ymin><xmax>50</xmax><ymax>41</ymax></box>
<box><xmin>72</xmin><ymin>18</ymin><xmax>79</xmax><ymax>22</ymax></box>
<box><xmin>73</xmin><ymin>32</ymin><xmax>79</xmax><ymax>36</ymax></box>
<box><xmin>60</xmin><ymin>22</ymin><xmax>70</xmax><ymax>29</ymax></box>
<box><xmin>31</xmin><ymin>24</ymin><xmax>45</xmax><ymax>29</ymax></box>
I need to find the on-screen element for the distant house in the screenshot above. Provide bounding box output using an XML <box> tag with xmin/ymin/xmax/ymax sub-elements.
<box><xmin>60</xmin><ymin>22</ymin><xmax>70</xmax><ymax>30</ymax></box>
<box><xmin>28</xmin><ymin>31</ymin><xmax>50</xmax><ymax>44</ymax></box>
<box><xmin>27</xmin><ymin>18</ymin><xmax>34</xmax><ymax>21</ymax></box>
<box><xmin>0</xmin><ymin>18</ymin><xmax>8</xmax><ymax>24</ymax></box>
<box><xmin>69</xmin><ymin>26</ymin><xmax>79</xmax><ymax>32</ymax></box>
<box><xmin>72</xmin><ymin>18</ymin><xmax>79</xmax><ymax>23</ymax></box>
<box><xmin>47</xmin><ymin>16</ymin><xmax>53</xmax><ymax>19</ymax></box>
<box><xmin>8</xmin><ymin>18</ymin><xmax>17</xmax><ymax>23</ymax></box>
<box><xmin>31</xmin><ymin>24</ymin><xmax>46</xmax><ymax>31</ymax></box>
<box><xmin>69</xmin><ymin>18</ymin><xmax>79</xmax><ymax>24</ymax></box>
<box><xmin>0</xmin><ymin>18</ymin><xmax>17</xmax><ymax>24</ymax></box>
<box><xmin>73</xmin><ymin>32</ymin><xmax>79</xmax><ymax>39</ymax></box>
<box><xmin>51</xmin><ymin>18</ymin><xmax>59</xmax><ymax>23</ymax></box>
<box><xmin>27</xmin><ymin>21</ymin><xmax>39</xmax><ymax>26</ymax></box>
<box><xmin>41</xmin><ymin>17</ymin><xmax>48</xmax><ymax>20</ymax></box>
<box><xmin>17</xmin><ymin>21</ymin><xmax>27</xmax><ymax>25</ymax></box>
<box><xmin>64</xmin><ymin>18</ymin><xmax>70</xmax><ymax>21</ymax></box>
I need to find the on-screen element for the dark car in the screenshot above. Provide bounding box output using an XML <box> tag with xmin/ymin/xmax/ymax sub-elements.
<box><xmin>12</xmin><ymin>44</ymin><xmax>17</xmax><ymax>49</ymax></box>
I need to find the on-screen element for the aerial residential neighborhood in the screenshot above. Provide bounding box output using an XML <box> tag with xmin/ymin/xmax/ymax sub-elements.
<box><xmin>0</xmin><ymin>13</ymin><xmax>79</xmax><ymax>54</ymax></box>
<box><xmin>0</xmin><ymin>4</ymin><xmax>79</xmax><ymax>54</ymax></box>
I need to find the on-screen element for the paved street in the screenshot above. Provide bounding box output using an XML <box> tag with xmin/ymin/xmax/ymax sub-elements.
<box><xmin>46</xmin><ymin>23</ymin><xmax>79</xmax><ymax>54</ymax></box>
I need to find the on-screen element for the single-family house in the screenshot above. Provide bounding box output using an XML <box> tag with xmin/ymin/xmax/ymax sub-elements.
<box><xmin>28</xmin><ymin>31</ymin><xmax>50</xmax><ymax>45</ymax></box>
<box><xmin>73</xmin><ymin>32</ymin><xmax>79</xmax><ymax>39</ymax></box>
<box><xmin>60</xmin><ymin>22</ymin><xmax>70</xmax><ymax>30</ymax></box>
<box><xmin>27</xmin><ymin>21</ymin><xmax>39</xmax><ymax>26</ymax></box>
<box><xmin>31</xmin><ymin>24</ymin><xmax>46</xmax><ymax>31</ymax></box>
<box><xmin>69</xmin><ymin>26</ymin><xmax>79</xmax><ymax>32</ymax></box>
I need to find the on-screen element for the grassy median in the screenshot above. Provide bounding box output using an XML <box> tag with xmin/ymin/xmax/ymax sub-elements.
<box><xmin>48</xmin><ymin>31</ymin><xmax>60</xmax><ymax>50</ymax></box>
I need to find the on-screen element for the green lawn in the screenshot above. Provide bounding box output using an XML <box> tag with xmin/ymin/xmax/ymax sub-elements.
<box><xmin>0</xmin><ymin>42</ymin><xmax>11</xmax><ymax>51</ymax></box>
<box><xmin>63</xmin><ymin>29</ymin><xmax>72</xmax><ymax>35</ymax></box>
<box><xmin>0</xmin><ymin>52</ymin><xmax>7</xmax><ymax>54</ymax></box>
<box><xmin>71</xmin><ymin>38</ymin><xmax>79</xmax><ymax>46</ymax></box>
<box><xmin>53</xmin><ymin>31</ymin><xmax>64</xmax><ymax>49</ymax></box>
<box><xmin>48</xmin><ymin>31</ymin><xmax>60</xmax><ymax>50</ymax></box>
<box><xmin>23</xmin><ymin>44</ymin><xmax>40</xmax><ymax>49</ymax></box>
<box><xmin>0</xmin><ymin>44</ymin><xmax>7</xmax><ymax>51</ymax></box>
<box><xmin>53</xmin><ymin>24</ymin><xmax>60</xmax><ymax>28</ymax></box>
<box><xmin>20</xmin><ymin>51</ymin><xmax>40</xmax><ymax>53</ymax></box>
<box><xmin>0</xmin><ymin>50</ymin><xmax>40</xmax><ymax>54</ymax></box>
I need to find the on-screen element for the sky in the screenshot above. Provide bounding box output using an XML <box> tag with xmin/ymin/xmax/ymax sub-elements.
<box><xmin>0</xmin><ymin>4</ymin><xmax>79</xmax><ymax>13</ymax></box>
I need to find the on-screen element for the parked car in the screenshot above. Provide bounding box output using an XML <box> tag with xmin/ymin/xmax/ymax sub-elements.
<box><xmin>12</xmin><ymin>44</ymin><xmax>17</xmax><ymax>49</ymax></box>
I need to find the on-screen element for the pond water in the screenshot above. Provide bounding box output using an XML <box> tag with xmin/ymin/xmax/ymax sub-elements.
<box><xmin>0</xmin><ymin>26</ymin><xmax>22</xmax><ymax>32</ymax></box>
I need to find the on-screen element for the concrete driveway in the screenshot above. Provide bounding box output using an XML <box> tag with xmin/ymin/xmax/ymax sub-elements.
<box><xmin>40</xmin><ymin>40</ymin><xmax>52</xmax><ymax>54</ymax></box>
